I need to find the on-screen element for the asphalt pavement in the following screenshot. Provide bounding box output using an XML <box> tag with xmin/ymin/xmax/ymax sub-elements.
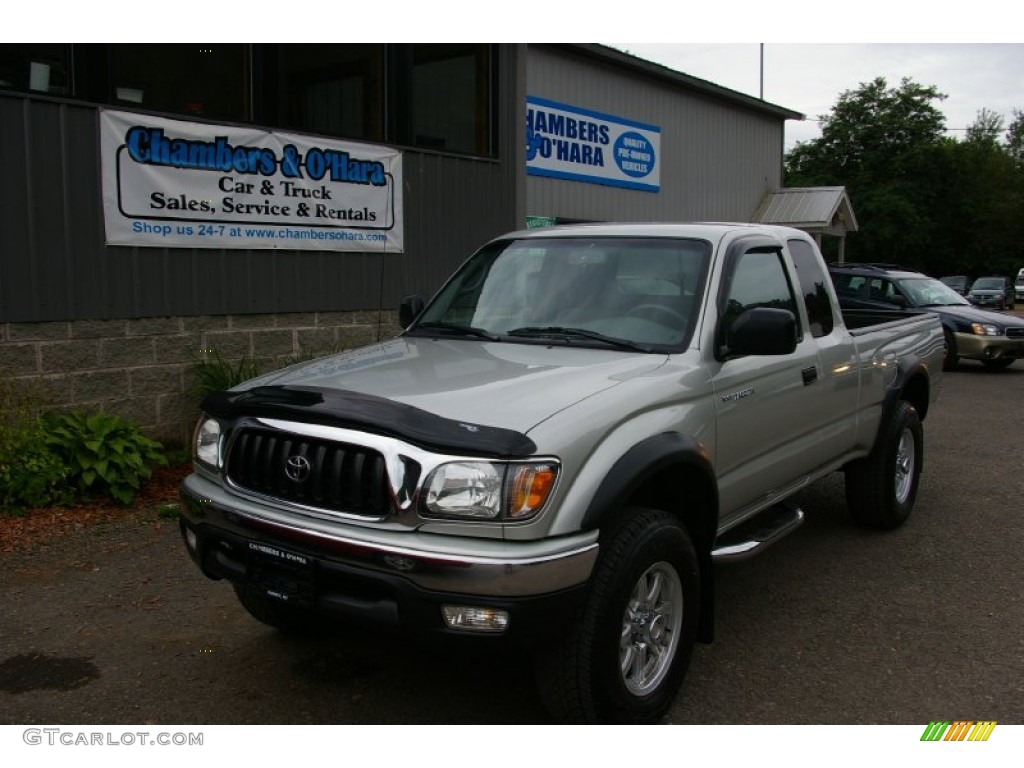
<box><xmin>0</xmin><ymin>360</ymin><xmax>1021</xmax><ymax>725</ymax></box>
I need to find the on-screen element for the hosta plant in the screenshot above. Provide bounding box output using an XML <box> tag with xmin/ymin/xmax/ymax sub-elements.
<box><xmin>44</xmin><ymin>411</ymin><xmax>167</xmax><ymax>505</ymax></box>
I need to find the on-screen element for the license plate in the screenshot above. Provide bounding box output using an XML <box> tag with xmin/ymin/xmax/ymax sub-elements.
<box><xmin>247</xmin><ymin>541</ymin><xmax>315</xmax><ymax>605</ymax></box>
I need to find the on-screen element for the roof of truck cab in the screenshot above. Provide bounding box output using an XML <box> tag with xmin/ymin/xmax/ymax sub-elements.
<box><xmin>499</xmin><ymin>222</ymin><xmax>808</xmax><ymax>241</ymax></box>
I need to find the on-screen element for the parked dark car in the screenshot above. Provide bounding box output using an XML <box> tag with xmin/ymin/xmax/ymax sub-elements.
<box><xmin>830</xmin><ymin>263</ymin><xmax>1024</xmax><ymax>370</ymax></box>
<box><xmin>967</xmin><ymin>276</ymin><xmax>1015</xmax><ymax>310</ymax></box>
<box><xmin>939</xmin><ymin>275</ymin><xmax>969</xmax><ymax>295</ymax></box>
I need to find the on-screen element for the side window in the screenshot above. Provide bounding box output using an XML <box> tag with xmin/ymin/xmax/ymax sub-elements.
<box><xmin>868</xmin><ymin>278</ymin><xmax>900</xmax><ymax>304</ymax></box>
<box><xmin>787</xmin><ymin>239</ymin><xmax>835</xmax><ymax>338</ymax></box>
<box><xmin>719</xmin><ymin>248</ymin><xmax>798</xmax><ymax>354</ymax></box>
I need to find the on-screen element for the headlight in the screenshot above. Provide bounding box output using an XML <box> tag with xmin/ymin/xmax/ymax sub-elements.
<box><xmin>971</xmin><ymin>323</ymin><xmax>1001</xmax><ymax>336</ymax></box>
<box><xmin>193</xmin><ymin>416</ymin><xmax>222</xmax><ymax>470</ymax></box>
<box><xmin>424</xmin><ymin>462</ymin><xmax>503</xmax><ymax>519</ymax></box>
<box><xmin>422</xmin><ymin>461</ymin><xmax>558</xmax><ymax>521</ymax></box>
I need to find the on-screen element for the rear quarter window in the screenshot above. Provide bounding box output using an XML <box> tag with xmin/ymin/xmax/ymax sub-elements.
<box><xmin>787</xmin><ymin>239</ymin><xmax>835</xmax><ymax>338</ymax></box>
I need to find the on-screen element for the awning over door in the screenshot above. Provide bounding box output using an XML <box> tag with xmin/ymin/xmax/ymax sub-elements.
<box><xmin>753</xmin><ymin>186</ymin><xmax>858</xmax><ymax>261</ymax></box>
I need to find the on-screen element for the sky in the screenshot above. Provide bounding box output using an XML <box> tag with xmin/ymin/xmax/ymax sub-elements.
<box><xmin>606</xmin><ymin>43</ymin><xmax>1024</xmax><ymax>150</ymax></box>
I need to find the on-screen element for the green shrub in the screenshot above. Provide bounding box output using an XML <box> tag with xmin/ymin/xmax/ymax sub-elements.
<box><xmin>44</xmin><ymin>411</ymin><xmax>168</xmax><ymax>506</ymax></box>
<box><xmin>188</xmin><ymin>348</ymin><xmax>261</xmax><ymax>399</ymax></box>
<box><xmin>0</xmin><ymin>375</ymin><xmax>74</xmax><ymax>513</ymax></box>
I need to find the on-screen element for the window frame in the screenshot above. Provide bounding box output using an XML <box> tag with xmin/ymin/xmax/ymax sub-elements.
<box><xmin>715</xmin><ymin>243</ymin><xmax>802</xmax><ymax>360</ymax></box>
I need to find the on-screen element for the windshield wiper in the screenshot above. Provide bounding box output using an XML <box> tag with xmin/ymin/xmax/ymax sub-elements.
<box><xmin>412</xmin><ymin>322</ymin><xmax>501</xmax><ymax>341</ymax></box>
<box><xmin>507</xmin><ymin>326</ymin><xmax>654</xmax><ymax>352</ymax></box>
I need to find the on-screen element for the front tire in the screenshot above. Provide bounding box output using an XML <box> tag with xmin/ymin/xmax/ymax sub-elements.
<box><xmin>942</xmin><ymin>329</ymin><xmax>959</xmax><ymax>371</ymax></box>
<box><xmin>844</xmin><ymin>400</ymin><xmax>923</xmax><ymax>530</ymax></box>
<box><xmin>535</xmin><ymin>508</ymin><xmax>699</xmax><ymax>723</ymax></box>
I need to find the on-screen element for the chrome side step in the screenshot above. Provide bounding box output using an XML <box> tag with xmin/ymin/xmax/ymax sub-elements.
<box><xmin>711</xmin><ymin>504</ymin><xmax>805</xmax><ymax>563</ymax></box>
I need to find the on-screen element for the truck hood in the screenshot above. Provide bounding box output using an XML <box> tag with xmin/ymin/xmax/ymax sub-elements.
<box><xmin>237</xmin><ymin>337</ymin><xmax>668</xmax><ymax>434</ymax></box>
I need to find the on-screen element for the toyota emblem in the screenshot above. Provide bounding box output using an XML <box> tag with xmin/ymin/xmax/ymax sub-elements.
<box><xmin>284</xmin><ymin>454</ymin><xmax>312</xmax><ymax>483</ymax></box>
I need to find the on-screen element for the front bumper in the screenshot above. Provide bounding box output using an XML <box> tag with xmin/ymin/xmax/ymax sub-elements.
<box><xmin>179</xmin><ymin>473</ymin><xmax>597</xmax><ymax>639</ymax></box>
<box><xmin>954</xmin><ymin>331</ymin><xmax>1024</xmax><ymax>361</ymax></box>
<box><xmin>968</xmin><ymin>295</ymin><xmax>1007</xmax><ymax>308</ymax></box>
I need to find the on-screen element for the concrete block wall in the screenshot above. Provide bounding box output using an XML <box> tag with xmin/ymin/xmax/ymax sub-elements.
<box><xmin>0</xmin><ymin>311</ymin><xmax>403</xmax><ymax>449</ymax></box>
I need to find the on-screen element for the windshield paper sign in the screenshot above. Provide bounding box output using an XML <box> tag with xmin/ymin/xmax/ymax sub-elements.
<box><xmin>100</xmin><ymin>109</ymin><xmax>403</xmax><ymax>251</ymax></box>
<box><xmin>526</xmin><ymin>96</ymin><xmax>660</xmax><ymax>192</ymax></box>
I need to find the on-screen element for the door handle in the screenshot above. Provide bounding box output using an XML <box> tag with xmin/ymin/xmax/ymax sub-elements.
<box><xmin>801</xmin><ymin>366</ymin><xmax>818</xmax><ymax>385</ymax></box>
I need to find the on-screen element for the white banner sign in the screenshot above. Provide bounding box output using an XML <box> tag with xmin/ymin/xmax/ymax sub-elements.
<box><xmin>526</xmin><ymin>96</ymin><xmax>661</xmax><ymax>193</ymax></box>
<box><xmin>100</xmin><ymin>110</ymin><xmax>403</xmax><ymax>252</ymax></box>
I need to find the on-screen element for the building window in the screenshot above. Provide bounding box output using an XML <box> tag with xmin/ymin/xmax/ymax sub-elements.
<box><xmin>106</xmin><ymin>44</ymin><xmax>249</xmax><ymax>121</ymax></box>
<box><xmin>388</xmin><ymin>44</ymin><xmax>494</xmax><ymax>156</ymax></box>
<box><xmin>4</xmin><ymin>44</ymin><xmax>497</xmax><ymax>158</ymax></box>
<box><xmin>259</xmin><ymin>44</ymin><xmax>384</xmax><ymax>142</ymax></box>
<box><xmin>0</xmin><ymin>44</ymin><xmax>71</xmax><ymax>95</ymax></box>
<box><xmin>70</xmin><ymin>44</ymin><xmax>249</xmax><ymax>121</ymax></box>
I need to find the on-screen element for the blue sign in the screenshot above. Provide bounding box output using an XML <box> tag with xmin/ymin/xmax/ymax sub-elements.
<box><xmin>526</xmin><ymin>96</ymin><xmax>661</xmax><ymax>192</ymax></box>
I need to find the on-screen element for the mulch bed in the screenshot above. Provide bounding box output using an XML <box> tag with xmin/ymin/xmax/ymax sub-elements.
<box><xmin>0</xmin><ymin>462</ymin><xmax>192</xmax><ymax>554</ymax></box>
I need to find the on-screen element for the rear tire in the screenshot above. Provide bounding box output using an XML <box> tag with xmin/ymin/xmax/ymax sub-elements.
<box><xmin>535</xmin><ymin>508</ymin><xmax>699</xmax><ymax>724</ymax></box>
<box><xmin>845</xmin><ymin>400</ymin><xmax>923</xmax><ymax>530</ymax></box>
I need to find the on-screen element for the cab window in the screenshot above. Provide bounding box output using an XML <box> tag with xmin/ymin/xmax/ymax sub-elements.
<box><xmin>719</xmin><ymin>248</ymin><xmax>798</xmax><ymax>355</ymax></box>
<box><xmin>787</xmin><ymin>239</ymin><xmax>835</xmax><ymax>338</ymax></box>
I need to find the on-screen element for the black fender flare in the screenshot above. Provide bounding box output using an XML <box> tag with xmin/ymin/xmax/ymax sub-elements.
<box><xmin>581</xmin><ymin>432</ymin><xmax>719</xmax><ymax>642</ymax></box>
<box><xmin>874</xmin><ymin>354</ymin><xmax>931</xmax><ymax>451</ymax></box>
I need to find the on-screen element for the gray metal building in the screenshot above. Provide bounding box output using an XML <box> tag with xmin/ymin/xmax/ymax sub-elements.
<box><xmin>525</xmin><ymin>45</ymin><xmax>799</xmax><ymax>224</ymax></box>
<box><xmin>0</xmin><ymin>43</ymin><xmax>803</xmax><ymax>443</ymax></box>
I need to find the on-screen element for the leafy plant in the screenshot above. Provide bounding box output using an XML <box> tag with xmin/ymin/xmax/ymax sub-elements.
<box><xmin>44</xmin><ymin>411</ymin><xmax>168</xmax><ymax>506</ymax></box>
<box><xmin>0</xmin><ymin>374</ymin><xmax>74</xmax><ymax>513</ymax></box>
<box><xmin>157</xmin><ymin>502</ymin><xmax>182</xmax><ymax>520</ymax></box>
<box><xmin>188</xmin><ymin>348</ymin><xmax>261</xmax><ymax>398</ymax></box>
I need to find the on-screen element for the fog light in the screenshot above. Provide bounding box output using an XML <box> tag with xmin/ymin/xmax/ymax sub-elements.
<box><xmin>441</xmin><ymin>605</ymin><xmax>510</xmax><ymax>633</ymax></box>
<box><xmin>184</xmin><ymin>527</ymin><xmax>198</xmax><ymax>553</ymax></box>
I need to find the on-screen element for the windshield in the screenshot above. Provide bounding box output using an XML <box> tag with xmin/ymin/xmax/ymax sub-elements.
<box><xmin>412</xmin><ymin>237</ymin><xmax>712</xmax><ymax>350</ymax></box>
<box><xmin>972</xmin><ymin>277</ymin><xmax>1004</xmax><ymax>290</ymax></box>
<box><xmin>896</xmin><ymin>277</ymin><xmax>970</xmax><ymax>306</ymax></box>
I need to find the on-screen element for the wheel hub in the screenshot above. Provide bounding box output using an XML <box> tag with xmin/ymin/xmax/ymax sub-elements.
<box><xmin>619</xmin><ymin>562</ymin><xmax>684</xmax><ymax>696</ymax></box>
<box><xmin>894</xmin><ymin>427</ymin><xmax>916</xmax><ymax>504</ymax></box>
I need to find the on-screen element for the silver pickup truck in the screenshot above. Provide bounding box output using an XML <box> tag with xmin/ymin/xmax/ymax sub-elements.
<box><xmin>179</xmin><ymin>223</ymin><xmax>944</xmax><ymax>723</ymax></box>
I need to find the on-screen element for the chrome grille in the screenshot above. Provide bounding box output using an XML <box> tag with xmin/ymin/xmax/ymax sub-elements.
<box><xmin>225</xmin><ymin>427</ymin><xmax>391</xmax><ymax>516</ymax></box>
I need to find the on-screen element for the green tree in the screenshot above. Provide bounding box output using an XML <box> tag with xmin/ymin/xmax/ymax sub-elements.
<box><xmin>949</xmin><ymin>110</ymin><xmax>1024</xmax><ymax>275</ymax></box>
<box><xmin>1006</xmin><ymin>109</ymin><xmax>1024</xmax><ymax>168</ymax></box>
<box><xmin>785</xmin><ymin>77</ymin><xmax>949</xmax><ymax>267</ymax></box>
<box><xmin>964</xmin><ymin>108</ymin><xmax>1004</xmax><ymax>148</ymax></box>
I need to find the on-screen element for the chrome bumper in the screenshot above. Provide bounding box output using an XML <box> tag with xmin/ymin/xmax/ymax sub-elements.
<box><xmin>180</xmin><ymin>473</ymin><xmax>598</xmax><ymax>598</ymax></box>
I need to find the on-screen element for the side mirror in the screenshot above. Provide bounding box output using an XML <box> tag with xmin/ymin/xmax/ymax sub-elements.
<box><xmin>890</xmin><ymin>295</ymin><xmax>907</xmax><ymax>308</ymax></box>
<box><xmin>725</xmin><ymin>307</ymin><xmax>798</xmax><ymax>357</ymax></box>
<box><xmin>399</xmin><ymin>295</ymin><xmax>425</xmax><ymax>328</ymax></box>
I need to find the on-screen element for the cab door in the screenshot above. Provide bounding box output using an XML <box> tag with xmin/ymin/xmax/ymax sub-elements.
<box><xmin>707</xmin><ymin>242</ymin><xmax>826</xmax><ymax>528</ymax></box>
